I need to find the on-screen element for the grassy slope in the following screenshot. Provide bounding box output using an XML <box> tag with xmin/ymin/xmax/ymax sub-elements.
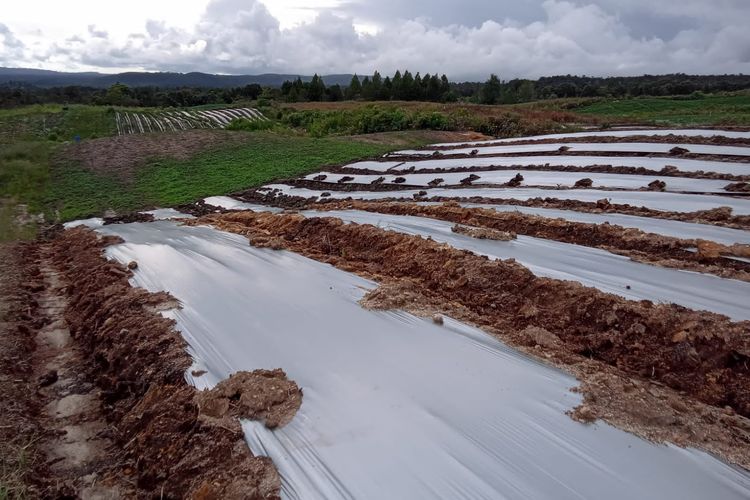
<box><xmin>50</xmin><ymin>133</ymin><xmax>400</xmax><ymax>221</ymax></box>
<box><xmin>574</xmin><ymin>94</ymin><xmax>750</xmax><ymax>126</ymax></box>
<box><xmin>2</xmin><ymin>104</ymin><xmax>441</xmax><ymax>233</ymax></box>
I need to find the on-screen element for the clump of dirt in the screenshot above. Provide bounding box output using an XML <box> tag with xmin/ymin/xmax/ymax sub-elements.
<box><xmin>574</xmin><ymin>178</ymin><xmax>593</xmax><ymax>188</ymax></box>
<box><xmin>647</xmin><ymin>179</ymin><xmax>667</xmax><ymax>191</ymax></box>
<box><xmin>460</xmin><ymin>174</ymin><xmax>480</xmax><ymax>185</ymax></box>
<box><xmin>726</xmin><ymin>182</ymin><xmax>750</xmax><ymax>192</ymax></box>
<box><xmin>337</xmin><ymin>176</ymin><xmax>355</xmax><ymax>184</ymax></box>
<box><xmin>46</xmin><ymin>227</ymin><xmax>300</xmax><ymax>498</ymax></box>
<box><xmin>311</xmin><ymin>201</ymin><xmax>750</xmax><ymax>281</ymax></box>
<box><xmin>428</xmin><ymin>178</ymin><xmax>445</xmax><ymax>187</ymax></box>
<box><xmin>191</xmin><ymin>210</ymin><xmax>750</xmax><ymax>469</ymax></box>
<box><xmin>451</xmin><ymin>224</ymin><xmax>516</xmax><ymax>241</ymax></box>
<box><xmin>313</xmin><ymin>174</ymin><xmax>328</xmax><ymax>181</ymax></box>
<box><xmin>371</xmin><ymin>176</ymin><xmax>385</xmax><ymax>185</ymax></box>
<box><xmin>175</xmin><ymin>199</ymin><xmax>228</xmax><ymax>217</ymax></box>
<box><xmin>103</xmin><ymin>212</ymin><xmax>155</xmax><ymax>225</ymax></box>
<box><xmin>670</xmin><ymin>146</ymin><xmax>690</xmax><ymax>155</ymax></box>
<box><xmin>505</xmin><ymin>173</ymin><xmax>524</xmax><ymax>187</ymax></box>
<box><xmin>196</xmin><ymin>369</ymin><xmax>302</xmax><ymax>429</ymax></box>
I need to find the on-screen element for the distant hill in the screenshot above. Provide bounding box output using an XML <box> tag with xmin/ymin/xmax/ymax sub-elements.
<box><xmin>0</xmin><ymin>67</ymin><xmax>355</xmax><ymax>88</ymax></box>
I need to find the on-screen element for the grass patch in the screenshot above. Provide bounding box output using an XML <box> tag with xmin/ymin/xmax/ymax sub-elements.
<box><xmin>37</xmin><ymin>130</ymin><xmax>432</xmax><ymax>221</ymax></box>
<box><xmin>575</xmin><ymin>94</ymin><xmax>750</xmax><ymax>126</ymax></box>
<box><xmin>0</xmin><ymin>436</ymin><xmax>38</xmax><ymax>500</ymax></box>
<box><xmin>0</xmin><ymin>105</ymin><xmax>115</xmax><ymax>144</ymax></box>
<box><xmin>0</xmin><ymin>141</ymin><xmax>51</xmax><ymax>240</ymax></box>
<box><xmin>133</xmin><ymin>132</ymin><xmax>395</xmax><ymax>208</ymax></box>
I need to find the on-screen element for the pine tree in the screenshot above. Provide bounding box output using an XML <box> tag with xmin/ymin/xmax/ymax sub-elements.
<box><xmin>481</xmin><ymin>74</ymin><xmax>502</xmax><ymax>104</ymax></box>
<box><xmin>347</xmin><ymin>74</ymin><xmax>362</xmax><ymax>99</ymax></box>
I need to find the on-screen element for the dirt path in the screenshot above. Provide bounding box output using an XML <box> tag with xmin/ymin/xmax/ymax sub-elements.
<box><xmin>34</xmin><ymin>248</ymin><xmax>125</xmax><ymax>497</ymax></box>
<box><xmin>1</xmin><ymin>230</ymin><xmax>303</xmax><ymax>498</ymax></box>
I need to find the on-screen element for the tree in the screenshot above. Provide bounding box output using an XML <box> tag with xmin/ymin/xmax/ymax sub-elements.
<box><xmin>307</xmin><ymin>74</ymin><xmax>326</xmax><ymax>101</ymax></box>
<box><xmin>104</xmin><ymin>83</ymin><xmax>134</xmax><ymax>106</ymax></box>
<box><xmin>327</xmin><ymin>84</ymin><xmax>343</xmax><ymax>101</ymax></box>
<box><xmin>391</xmin><ymin>71</ymin><xmax>403</xmax><ymax>99</ymax></box>
<box><xmin>480</xmin><ymin>74</ymin><xmax>502</xmax><ymax>104</ymax></box>
<box><xmin>347</xmin><ymin>74</ymin><xmax>362</xmax><ymax>99</ymax></box>
<box><xmin>401</xmin><ymin>70</ymin><xmax>415</xmax><ymax>100</ymax></box>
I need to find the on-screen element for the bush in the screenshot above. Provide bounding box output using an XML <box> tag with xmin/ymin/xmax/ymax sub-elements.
<box><xmin>225</xmin><ymin>118</ymin><xmax>275</xmax><ymax>132</ymax></box>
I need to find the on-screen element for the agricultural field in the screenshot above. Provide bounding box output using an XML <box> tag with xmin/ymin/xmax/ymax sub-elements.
<box><xmin>3</xmin><ymin>93</ymin><xmax>750</xmax><ymax>498</ymax></box>
<box><xmin>574</xmin><ymin>93</ymin><xmax>750</xmax><ymax>126</ymax></box>
<box><xmin>115</xmin><ymin>107</ymin><xmax>266</xmax><ymax>135</ymax></box>
<box><xmin>3</xmin><ymin>123</ymin><xmax>747</xmax><ymax>497</ymax></box>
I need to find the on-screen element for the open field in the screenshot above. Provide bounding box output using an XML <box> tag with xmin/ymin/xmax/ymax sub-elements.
<box><xmin>574</xmin><ymin>94</ymin><xmax>750</xmax><ymax>126</ymax></box>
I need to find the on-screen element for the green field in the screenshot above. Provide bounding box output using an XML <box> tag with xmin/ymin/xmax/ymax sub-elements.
<box><xmin>574</xmin><ymin>94</ymin><xmax>750</xmax><ymax>126</ymax></box>
<box><xmin>48</xmin><ymin>133</ymin><xmax>398</xmax><ymax>221</ymax></box>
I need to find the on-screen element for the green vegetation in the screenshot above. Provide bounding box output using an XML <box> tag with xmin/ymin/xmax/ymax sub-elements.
<box><xmin>0</xmin><ymin>104</ymin><xmax>115</xmax><ymax>143</ymax></box>
<box><xmin>0</xmin><ymin>436</ymin><xmax>37</xmax><ymax>500</ymax></box>
<box><xmin>278</xmin><ymin>104</ymin><xmax>572</xmax><ymax>138</ymax></box>
<box><xmin>4</xmin><ymin>130</ymin><xmax>426</xmax><ymax>225</ymax></box>
<box><xmin>575</xmin><ymin>94</ymin><xmax>750</xmax><ymax>126</ymax></box>
<box><xmin>225</xmin><ymin>117</ymin><xmax>277</xmax><ymax>132</ymax></box>
<box><xmin>0</xmin><ymin>141</ymin><xmax>52</xmax><ymax>241</ymax></box>
<box><xmin>132</xmin><ymin>133</ymin><xmax>392</xmax><ymax>209</ymax></box>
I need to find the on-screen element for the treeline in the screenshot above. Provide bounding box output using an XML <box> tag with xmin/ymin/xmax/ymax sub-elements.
<box><xmin>280</xmin><ymin>71</ymin><xmax>455</xmax><ymax>102</ymax></box>
<box><xmin>0</xmin><ymin>82</ymin><xmax>264</xmax><ymax>108</ymax></box>
<box><xmin>471</xmin><ymin>73</ymin><xmax>750</xmax><ymax>104</ymax></box>
<box><xmin>2</xmin><ymin>72</ymin><xmax>750</xmax><ymax>109</ymax></box>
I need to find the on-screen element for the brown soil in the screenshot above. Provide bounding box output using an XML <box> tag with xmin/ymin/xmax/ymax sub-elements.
<box><xmin>451</xmin><ymin>224</ymin><xmax>516</xmax><ymax>241</ymax></box>
<box><xmin>438</xmin><ymin>134</ymin><xmax>750</xmax><ymax>148</ymax></box>
<box><xmin>196</xmin><ymin>370</ymin><xmax>302</xmax><ymax>430</ymax></box>
<box><xmin>56</xmin><ymin>130</ymin><xmax>253</xmax><ymax>181</ymax></box>
<box><xmin>0</xmin><ymin>224</ymin><xmax>300</xmax><ymax>496</ymax></box>
<box><xmin>337</xmin><ymin>161</ymin><xmax>750</xmax><ymax>182</ymax></box>
<box><xmin>188</xmin><ymin>210</ymin><xmax>750</xmax><ymax>469</ymax></box>
<box><xmin>0</xmin><ymin>243</ymin><xmax>46</xmax><ymax>497</ymax></box>
<box><xmin>308</xmin><ymin>201</ymin><xmax>750</xmax><ymax>281</ymax></box>
<box><xmin>386</xmin><ymin>148</ymin><xmax>750</xmax><ymax>165</ymax></box>
<box><xmin>103</xmin><ymin>212</ymin><xmax>155</xmax><ymax>225</ymax></box>
<box><xmin>237</xmin><ymin>185</ymin><xmax>750</xmax><ymax>230</ymax></box>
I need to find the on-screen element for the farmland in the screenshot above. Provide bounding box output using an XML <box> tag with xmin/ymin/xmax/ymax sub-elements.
<box><xmin>2</xmin><ymin>95</ymin><xmax>750</xmax><ymax>498</ymax></box>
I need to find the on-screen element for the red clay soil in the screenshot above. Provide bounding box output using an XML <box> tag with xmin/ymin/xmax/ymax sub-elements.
<box><xmin>46</xmin><ymin>228</ymin><xmax>302</xmax><ymax>498</ymax></box>
<box><xmin>190</xmin><ymin>210</ymin><xmax>750</xmax><ymax>468</ymax></box>
<box><xmin>310</xmin><ymin>201</ymin><xmax>750</xmax><ymax>281</ymax></box>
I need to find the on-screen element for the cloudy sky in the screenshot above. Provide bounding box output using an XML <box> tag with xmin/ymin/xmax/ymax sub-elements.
<box><xmin>1</xmin><ymin>0</ymin><xmax>748</xmax><ymax>79</ymax></box>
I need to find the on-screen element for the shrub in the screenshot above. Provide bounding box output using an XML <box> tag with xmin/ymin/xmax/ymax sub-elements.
<box><xmin>225</xmin><ymin>118</ymin><xmax>275</xmax><ymax>132</ymax></box>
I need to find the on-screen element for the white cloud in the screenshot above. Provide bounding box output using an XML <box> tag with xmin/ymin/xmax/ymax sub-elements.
<box><xmin>2</xmin><ymin>0</ymin><xmax>749</xmax><ymax>79</ymax></box>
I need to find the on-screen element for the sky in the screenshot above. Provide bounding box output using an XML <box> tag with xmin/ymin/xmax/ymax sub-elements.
<box><xmin>1</xmin><ymin>0</ymin><xmax>749</xmax><ymax>80</ymax></box>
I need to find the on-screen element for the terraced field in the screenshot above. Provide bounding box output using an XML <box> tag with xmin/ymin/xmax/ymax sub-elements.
<box><xmin>25</xmin><ymin>127</ymin><xmax>750</xmax><ymax>497</ymax></box>
<box><xmin>114</xmin><ymin>107</ymin><xmax>266</xmax><ymax>135</ymax></box>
